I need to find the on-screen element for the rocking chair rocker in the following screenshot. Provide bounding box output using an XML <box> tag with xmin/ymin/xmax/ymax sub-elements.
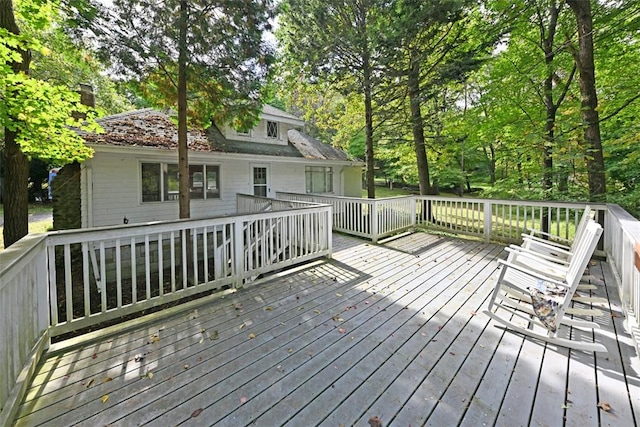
<box><xmin>484</xmin><ymin>220</ymin><xmax>606</xmax><ymax>352</ymax></box>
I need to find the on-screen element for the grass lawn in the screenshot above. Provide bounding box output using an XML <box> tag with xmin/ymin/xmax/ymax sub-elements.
<box><xmin>0</xmin><ymin>204</ymin><xmax>53</xmax><ymax>251</ymax></box>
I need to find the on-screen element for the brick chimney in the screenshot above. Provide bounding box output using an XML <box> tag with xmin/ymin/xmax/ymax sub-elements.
<box><xmin>72</xmin><ymin>84</ymin><xmax>95</xmax><ymax>119</ymax></box>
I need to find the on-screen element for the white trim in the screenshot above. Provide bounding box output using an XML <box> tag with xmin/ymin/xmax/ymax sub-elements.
<box><xmin>251</xmin><ymin>163</ymin><xmax>270</xmax><ymax>197</ymax></box>
<box><xmin>90</xmin><ymin>144</ymin><xmax>364</xmax><ymax>167</ymax></box>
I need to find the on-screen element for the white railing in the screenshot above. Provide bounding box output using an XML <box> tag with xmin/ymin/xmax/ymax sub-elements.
<box><xmin>276</xmin><ymin>193</ymin><xmax>416</xmax><ymax>242</ymax></box>
<box><xmin>276</xmin><ymin>192</ymin><xmax>606</xmax><ymax>246</ymax></box>
<box><xmin>45</xmin><ymin>205</ymin><xmax>331</xmax><ymax>336</ymax></box>
<box><xmin>604</xmin><ymin>204</ymin><xmax>640</xmax><ymax>350</ymax></box>
<box><xmin>0</xmin><ymin>202</ymin><xmax>331</xmax><ymax>423</ymax></box>
<box><xmin>0</xmin><ymin>235</ymin><xmax>49</xmax><ymax>427</ymax></box>
<box><xmin>237</xmin><ymin>193</ymin><xmax>319</xmax><ymax>213</ymax></box>
<box><xmin>416</xmin><ymin>196</ymin><xmax>607</xmax><ymax>248</ymax></box>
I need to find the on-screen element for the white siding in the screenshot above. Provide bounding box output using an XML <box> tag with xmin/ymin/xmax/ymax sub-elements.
<box><xmin>342</xmin><ymin>166</ymin><xmax>363</xmax><ymax>197</ymax></box>
<box><xmin>84</xmin><ymin>151</ymin><xmax>314</xmax><ymax>228</ymax></box>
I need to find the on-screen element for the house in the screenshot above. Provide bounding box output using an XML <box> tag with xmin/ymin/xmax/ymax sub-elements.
<box><xmin>55</xmin><ymin>106</ymin><xmax>363</xmax><ymax>229</ymax></box>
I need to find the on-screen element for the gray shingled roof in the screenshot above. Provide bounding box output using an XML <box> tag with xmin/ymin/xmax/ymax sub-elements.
<box><xmin>83</xmin><ymin>109</ymin><xmax>354</xmax><ymax>162</ymax></box>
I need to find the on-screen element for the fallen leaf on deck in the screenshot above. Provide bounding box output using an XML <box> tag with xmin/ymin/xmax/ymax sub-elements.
<box><xmin>92</xmin><ymin>353</ymin><xmax>98</xmax><ymax>359</ymax></box>
<box><xmin>240</xmin><ymin>396</ymin><xmax>248</xmax><ymax>404</ymax></box>
<box><xmin>210</xmin><ymin>330</ymin><xmax>219</xmax><ymax>340</ymax></box>
<box><xmin>470</xmin><ymin>311</ymin><xmax>477</xmax><ymax>316</ymax></box>
<box><xmin>248</xmin><ymin>333</ymin><xmax>256</xmax><ymax>339</ymax></box>
<box><xmin>336</xmin><ymin>293</ymin><xmax>343</xmax><ymax>297</ymax></box>
<box><xmin>597</xmin><ymin>402</ymin><xmax>612</xmax><ymax>411</ymax></box>
<box><xmin>86</xmin><ymin>379</ymin><xmax>95</xmax><ymax>388</ymax></box>
<box><xmin>338</xmin><ymin>328</ymin><xmax>347</xmax><ymax>333</ymax></box>
<box><xmin>368</xmin><ymin>416</ymin><xmax>383</xmax><ymax>427</ymax></box>
<box><xmin>561</xmin><ymin>403</ymin><xmax>569</xmax><ymax>409</ymax></box>
<box><xmin>184</xmin><ymin>364</ymin><xmax>189</xmax><ymax>370</ymax></box>
<box><xmin>147</xmin><ymin>372</ymin><xmax>154</xmax><ymax>379</ymax></box>
<box><xmin>265</xmin><ymin>306</ymin><xmax>273</xmax><ymax>311</ymax></box>
<box><xmin>103</xmin><ymin>377</ymin><xmax>113</xmax><ymax>383</ymax></box>
<box><xmin>101</xmin><ymin>395</ymin><xmax>109</xmax><ymax>403</ymax></box>
<box><xmin>191</xmin><ymin>408</ymin><xmax>203</xmax><ymax>418</ymax></box>
<box><xmin>234</xmin><ymin>303</ymin><xmax>243</xmax><ymax>310</ymax></box>
<box><xmin>134</xmin><ymin>354</ymin><xmax>145</xmax><ymax>362</ymax></box>
<box><xmin>199</xmin><ymin>337</ymin><xmax>204</xmax><ymax>344</ymax></box>
<box><xmin>148</xmin><ymin>334</ymin><xmax>160</xmax><ymax>344</ymax></box>
<box><xmin>365</xmin><ymin>301</ymin><xmax>370</xmax><ymax>304</ymax></box>
<box><xmin>611</xmin><ymin>312</ymin><xmax>620</xmax><ymax>318</ymax></box>
<box><xmin>239</xmin><ymin>323</ymin><xmax>246</xmax><ymax>330</ymax></box>
<box><xmin>314</xmin><ymin>309</ymin><xmax>321</xmax><ymax>314</ymax></box>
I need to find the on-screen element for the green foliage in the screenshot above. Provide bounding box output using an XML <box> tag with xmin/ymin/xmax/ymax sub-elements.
<box><xmin>1</xmin><ymin>2</ymin><xmax>98</xmax><ymax>163</ymax></box>
<box><xmin>97</xmin><ymin>0</ymin><xmax>275</xmax><ymax>129</ymax></box>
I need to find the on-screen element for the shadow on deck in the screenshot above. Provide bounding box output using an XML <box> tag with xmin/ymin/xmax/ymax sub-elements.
<box><xmin>13</xmin><ymin>232</ymin><xmax>640</xmax><ymax>426</ymax></box>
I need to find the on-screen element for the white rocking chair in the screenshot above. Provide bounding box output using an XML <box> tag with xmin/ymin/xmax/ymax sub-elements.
<box><xmin>517</xmin><ymin>206</ymin><xmax>594</xmax><ymax>265</ymax></box>
<box><xmin>484</xmin><ymin>220</ymin><xmax>606</xmax><ymax>352</ymax></box>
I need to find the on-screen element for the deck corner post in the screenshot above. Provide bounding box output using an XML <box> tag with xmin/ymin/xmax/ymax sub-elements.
<box><xmin>483</xmin><ymin>201</ymin><xmax>492</xmax><ymax>243</ymax></box>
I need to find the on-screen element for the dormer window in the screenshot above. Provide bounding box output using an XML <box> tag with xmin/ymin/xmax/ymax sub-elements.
<box><xmin>266</xmin><ymin>121</ymin><xmax>278</xmax><ymax>139</ymax></box>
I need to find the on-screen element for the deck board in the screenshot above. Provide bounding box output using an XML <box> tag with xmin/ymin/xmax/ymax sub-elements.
<box><xmin>13</xmin><ymin>232</ymin><xmax>640</xmax><ymax>427</ymax></box>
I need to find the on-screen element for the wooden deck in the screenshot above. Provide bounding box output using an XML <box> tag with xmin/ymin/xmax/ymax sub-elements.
<box><xmin>13</xmin><ymin>232</ymin><xmax>640</xmax><ymax>426</ymax></box>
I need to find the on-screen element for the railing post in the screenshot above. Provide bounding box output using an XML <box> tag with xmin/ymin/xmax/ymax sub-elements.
<box><xmin>36</xmin><ymin>248</ymin><xmax>50</xmax><ymax>346</ymax></box>
<box><xmin>483</xmin><ymin>201</ymin><xmax>492</xmax><ymax>243</ymax></box>
<box><xmin>326</xmin><ymin>207</ymin><xmax>333</xmax><ymax>258</ymax></box>
<box><xmin>371</xmin><ymin>199</ymin><xmax>379</xmax><ymax>243</ymax></box>
<box><xmin>233</xmin><ymin>218</ymin><xmax>244</xmax><ymax>288</ymax></box>
<box><xmin>410</xmin><ymin>197</ymin><xmax>417</xmax><ymax>228</ymax></box>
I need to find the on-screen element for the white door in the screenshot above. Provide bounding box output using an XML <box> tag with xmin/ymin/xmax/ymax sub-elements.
<box><xmin>252</xmin><ymin>165</ymin><xmax>269</xmax><ymax>197</ymax></box>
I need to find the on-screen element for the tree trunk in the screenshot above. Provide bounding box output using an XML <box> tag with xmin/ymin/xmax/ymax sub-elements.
<box><xmin>541</xmin><ymin>3</ymin><xmax>559</xmax><ymax>199</ymax></box>
<box><xmin>1</xmin><ymin>0</ymin><xmax>31</xmax><ymax>248</ymax></box>
<box><xmin>407</xmin><ymin>50</ymin><xmax>432</xmax><ymax>196</ymax></box>
<box><xmin>177</xmin><ymin>0</ymin><xmax>190</xmax><ymax>218</ymax></box>
<box><xmin>363</xmin><ymin>48</ymin><xmax>375</xmax><ymax>199</ymax></box>
<box><xmin>567</xmin><ymin>0</ymin><xmax>606</xmax><ymax>201</ymax></box>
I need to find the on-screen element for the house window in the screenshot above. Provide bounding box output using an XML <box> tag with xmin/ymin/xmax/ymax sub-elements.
<box><xmin>141</xmin><ymin>163</ymin><xmax>220</xmax><ymax>202</ymax></box>
<box><xmin>266</xmin><ymin>121</ymin><xmax>278</xmax><ymax>139</ymax></box>
<box><xmin>206</xmin><ymin>166</ymin><xmax>220</xmax><ymax>198</ymax></box>
<box><xmin>305</xmin><ymin>166</ymin><xmax>333</xmax><ymax>193</ymax></box>
<box><xmin>141</xmin><ymin>163</ymin><xmax>161</xmax><ymax>202</ymax></box>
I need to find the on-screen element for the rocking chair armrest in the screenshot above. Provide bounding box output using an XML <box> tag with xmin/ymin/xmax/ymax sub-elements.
<box><xmin>520</xmin><ymin>237</ymin><xmax>573</xmax><ymax>256</ymax></box>
<box><xmin>508</xmin><ymin>244</ymin><xmax>571</xmax><ymax>265</ymax></box>
<box><xmin>521</xmin><ymin>232</ymin><xmax>572</xmax><ymax>250</ymax></box>
<box><xmin>497</xmin><ymin>258</ymin><xmax>568</xmax><ymax>288</ymax></box>
<box><xmin>504</xmin><ymin>247</ymin><xmax>570</xmax><ymax>280</ymax></box>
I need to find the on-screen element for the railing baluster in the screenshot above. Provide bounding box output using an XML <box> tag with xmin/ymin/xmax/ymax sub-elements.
<box><xmin>116</xmin><ymin>239</ymin><xmax>122</xmax><ymax>308</ymax></box>
<box><xmin>82</xmin><ymin>242</ymin><xmax>90</xmax><ymax>317</ymax></box>
<box><xmin>64</xmin><ymin>244</ymin><xmax>72</xmax><ymax>322</ymax></box>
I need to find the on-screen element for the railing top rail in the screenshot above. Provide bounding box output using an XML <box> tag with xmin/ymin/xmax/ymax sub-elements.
<box><xmin>278</xmin><ymin>191</ymin><xmax>608</xmax><ymax>210</ymax></box>
<box><xmin>608</xmin><ymin>203</ymin><xmax>640</xmax><ymax>236</ymax></box>
<box><xmin>44</xmin><ymin>204</ymin><xmax>332</xmax><ymax>246</ymax></box>
<box><xmin>0</xmin><ymin>233</ymin><xmax>47</xmax><ymax>284</ymax></box>
<box><xmin>237</xmin><ymin>193</ymin><xmax>326</xmax><ymax>207</ymax></box>
<box><xmin>414</xmin><ymin>195</ymin><xmax>608</xmax><ymax>209</ymax></box>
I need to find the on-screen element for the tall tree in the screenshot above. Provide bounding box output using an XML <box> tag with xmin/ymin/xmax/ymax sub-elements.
<box><xmin>1</xmin><ymin>0</ymin><xmax>97</xmax><ymax>247</ymax></box>
<box><xmin>99</xmin><ymin>0</ymin><xmax>275</xmax><ymax>217</ymax></box>
<box><xmin>566</xmin><ymin>0</ymin><xmax>606</xmax><ymax>201</ymax></box>
<box><xmin>279</xmin><ymin>0</ymin><xmax>389</xmax><ymax>198</ymax></box>
<box><xmin>384</xmin><ymin>0</ymin><xmax>497</xmax><ymax>196</ymax></box>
